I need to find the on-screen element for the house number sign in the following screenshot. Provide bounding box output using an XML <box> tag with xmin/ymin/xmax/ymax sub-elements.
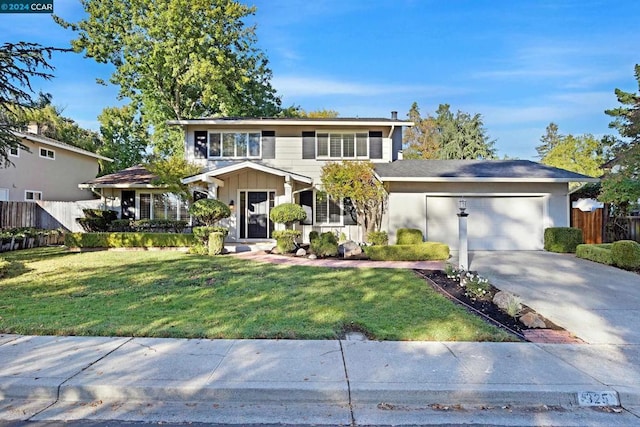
<box><xmin>577</xmin><ymin>391</ymin><xmax>619</xmax><ymax>406</ymax></box>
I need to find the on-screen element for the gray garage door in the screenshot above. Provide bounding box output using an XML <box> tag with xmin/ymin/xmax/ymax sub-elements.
<box><xmin>426</xmin><ymin>196</ymin><xmax>544</xmax><ymax>250</ymax></box>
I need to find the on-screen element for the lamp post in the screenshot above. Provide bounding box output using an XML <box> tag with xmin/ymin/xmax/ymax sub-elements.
<box><xmin>457</xmin><ymin>197</ymin><xmax>469</xmax><ymax>270</ymax></box>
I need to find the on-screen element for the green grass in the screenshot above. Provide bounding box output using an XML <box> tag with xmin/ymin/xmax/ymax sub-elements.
<box><xmin>0</xmin><ymin>247</ymin><xmax>514</xmax><ymax>341</ymax></box>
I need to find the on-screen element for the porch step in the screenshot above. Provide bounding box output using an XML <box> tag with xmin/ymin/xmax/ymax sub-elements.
<box><xmin>224</xmin><ymin>242</ymin><xmax>276</xmax><ymax>253</ymax></box>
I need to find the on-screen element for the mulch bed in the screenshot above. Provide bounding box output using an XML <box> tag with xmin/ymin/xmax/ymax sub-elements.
<box><xmin>416</xmin><ymin>269</ymin><xmax>572</xmax><ymax>342</ymax></box>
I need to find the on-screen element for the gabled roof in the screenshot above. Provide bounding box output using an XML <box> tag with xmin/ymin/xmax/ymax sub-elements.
<box><xmin>374</xmin><ymin>160</ymin><xmax>600</xmax><ymax>183</ymax></box>
<box><xmin>182</xmin><ymin>161</ymin><xmax>313</xmax><ymax>185</ymax></box>
<box><xmin>14</xmin><ymin>131</ymin><xmax>113</xmax><ymax>162</ymax></box>
<box><xmin>167</xmin><ymin>117</ymin><xmax>413</xmax><ymax>127</ymax></box>
<box><xmin>79</xmin><ymin>165</ymin><xmax>164</xmax><ymax>189</ymax></box>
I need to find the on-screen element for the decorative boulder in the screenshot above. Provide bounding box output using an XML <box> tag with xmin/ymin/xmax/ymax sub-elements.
<box><xmin>519</xmin><ymin>312</ymin><xmax>546</xmax><ymax>329</ymax></box>
<box><xmin>296</xmin><ymin>248</ymin><xmax>307</xmax><ymax>257</ymax></box>
<box><xmin>339</xmin><ymin>240</ymin><xmax>363</xmax><ymax>258</ymax></box>
<box><xmin>493</xmin><ymin>291</ymin><xmax>514</xmax><ymax>311</ymax></box>
<box><xmin>308</xmin><ymin>254</ymin><xmax>317</xmax><ymax>260</ymax></box>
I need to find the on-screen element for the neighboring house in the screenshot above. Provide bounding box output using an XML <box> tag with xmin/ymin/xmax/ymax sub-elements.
<box><xmin>0</xmin><ymin>128</ymin><xmax>112</xmax><ymax>202</ymax></box>
<box><xmin>79</xmin><ymin>164</ymin><xmax>189</xmax><ymax>221</ymax></box>
<box><xmin>85</xmin><ymin>113</ymin><xmax>598</xmax><ymax>250</ymax></box>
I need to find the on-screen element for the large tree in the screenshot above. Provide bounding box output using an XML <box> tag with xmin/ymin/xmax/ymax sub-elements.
<box><xmin>15</xmin><ymin>95</ymin><xmax>101</xmax><ymax>153</ymax></box>
<box><xmin>536</xmin><ymin>122</ymin><xmax>562</xmax><ymax>159</ymax></box>
<box><xmin>402</xmin><ymin>102</ymin><xmax>496</xmax><ymax>160</ymax></box>
<box><xmin>55</xmin><ymin>0</ymin><xmax>282</xmax><ymax>157</ymax></box>
<box><xmin>97</xmin><ymin>105</ymin><xmax>149</xmax><ymax>175</ymax></box>
<box><xmin>0</xmin><ymin>42</ymin><xmax>59</xmax><ymax>167</ymax></box>
<box><xmin>402</xmin><ymin>102</ymin><xmax>439</xmax><ymax>159</ymax></box>
<box><xmin>436</xmin><ymin>104</ymin><xmax>497</xmax><ymax>160</ymax></box>
<box><xmin>600</xmin><ymin>64</ymin><xmax>640</xmax><ymax>212</ymax></box>
<box><xmin>539</xmin><ymin>132</ymin><xmax>606</xmax><ymax>188</ymax></box>
<box><xmin>320</xmin><ymin>161</ymin><xmax>386</xmax><ymax>238</ymax></box>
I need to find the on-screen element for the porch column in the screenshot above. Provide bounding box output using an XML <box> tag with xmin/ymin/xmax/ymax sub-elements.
<box><xmin>207</xmin><ymin>182</ymin><xmax>218</xmax><ymax>199</ymax></box>
<box><xmin>284</xmin><ymin>175</ymin><xmax>293</xmax><ymax>202</ymax></box>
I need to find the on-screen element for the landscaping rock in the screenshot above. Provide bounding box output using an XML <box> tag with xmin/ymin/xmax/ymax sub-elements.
<box><xmin>339</xmin><ymin>240</ymin><xmax>363</xmax><ymax>258</ymax></box>
<box><xmin>520</xmin><ymin>312</ymin><xmax>547</xmax><ymax>329</ymax></box>
<box><xmin>295</xmin><ymin>248</ymin><xmax>307</xmax><ymax>257</ymax></box>
<box><xmin>270</xmin><ymin>247</ymin><xmax>281</xmax><ymax>255</ymax></box>
<box><xmin>308</xmin><ymin>254</ymin><xmax>317</xmax><ymax>260</ymax></box>
<box><xmin>493</xmin><ymin>291</ymin><xmax>515</xmax><ymax>311</ymax></box>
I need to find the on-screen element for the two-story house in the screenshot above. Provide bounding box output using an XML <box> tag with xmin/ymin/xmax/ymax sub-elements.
<box><xmin>84</xmin><ymin>113</ymin><xmax>599</xmax><ymax>250</ymax></box>
<box><xmin>170</xmin><ymin>115</ymin><xmax>408</xmax><ymax>243</ymax></box>
<box><xmin>1</xmin><ymin>128</ymin><xmax>112</xmax><ymax>202</ymax></box>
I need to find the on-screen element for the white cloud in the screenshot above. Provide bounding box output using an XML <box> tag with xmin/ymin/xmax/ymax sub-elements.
<box><xmin>273</xmin><ymin>75</ymin><xmax>467</xmax><ymax>98</ymax></box>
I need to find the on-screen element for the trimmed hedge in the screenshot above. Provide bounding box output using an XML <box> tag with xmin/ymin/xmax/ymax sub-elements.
<box><xmin>366</xmin><ymin>231</ymin><xmax>389</xmax><ymax>246</ymax></box>
<box><xmin>65</xmin><ymin>232</ymin><xmax>196</xmax><ymax>248</ymax></box>
<box><xmin>396</xmin><ymin>228</ymin><xmax>423</xmax><ymax>245</ymax></box>
<box><xmin>272</xmin><ymin>229</ymin><xmax>301</xmax><ymax>253</ymax></box>
<box><xmin>544</xmin><ymin>227</ymin><xmax>583</xmax><ymax>253</ymax></box>
<box><xmin>208</xmin><ymin>232</ymin><xmax>225</xmax><ymax>255</ymax></box>
<box><xmin>364</xmin><ymin>242</ymin><xmax>449</xmax><ymax>261</ymax></box>
<box><xmin>611</xmin><ymin>240</ymin><xmax>640</xmax><ymax>270</ymax></box>
<box><xmin>576</xmin><ymin>244</ymin><xmax>613</xmax><ymax>266</ymax></box>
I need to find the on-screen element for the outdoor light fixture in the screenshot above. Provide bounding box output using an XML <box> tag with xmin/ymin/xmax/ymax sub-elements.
<box><xmin>229</xmin><ymin>200</ymin><xmax>235</xmax><ymax>208</ymax></box>
<box><xmin>458</xmin><ymin>197</ymin><xmax>467</xmax><ymax>214</ymax></box>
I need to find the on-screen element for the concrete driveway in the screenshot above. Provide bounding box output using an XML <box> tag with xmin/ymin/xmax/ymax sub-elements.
<box><xmin>464</xmin><ymin>251</ymin><xmax>640</xmax><ymax>345</ymax></box>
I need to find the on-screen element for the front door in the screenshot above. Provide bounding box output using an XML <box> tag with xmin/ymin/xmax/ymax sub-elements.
<box><xmin>121</xmin><ymin>191</ymin><xmax>136</xmax><ymax>219</ymax></box>
<box><xmin>239</xmin><ymin>191</ymin><xmax>275</xmax><ymax>239</ymax></box>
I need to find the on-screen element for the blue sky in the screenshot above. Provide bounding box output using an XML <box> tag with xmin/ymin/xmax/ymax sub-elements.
<box><xmin>1</xmin><ymin>0</ymin><xmax>639</xmax><ymax>159</ymax></box>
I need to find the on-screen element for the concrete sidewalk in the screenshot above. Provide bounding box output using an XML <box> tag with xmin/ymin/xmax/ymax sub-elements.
<box><xmin>1</xmin><ymin>334</ymin><xmax>639</xmax><ymax>425</ymax></box>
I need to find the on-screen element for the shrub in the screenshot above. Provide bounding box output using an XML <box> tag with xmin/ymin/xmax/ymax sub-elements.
<box><xmin>396</xmin><ymin>228</ymin><xmax>423</xmax><ymax>245</ymax></box>
<box><xmin>367</xmin><ymin>230</ymin><xmax>388</xmax><ymax>246</ymax></box>
<box><xmin>269</xmin><ymin>203</ymin><xmax>306</xmax><ymax>228</ymax></box>
<box><xmin>208</xmin><ymin>232</ymin><xmax>225</xmax><ymax>256</ymax></box>
<box><xmin>309</xmin><ymin>231</ymin><xmax>320</xmax><ymax>242</ymax></box>
<box><xmin>110</xmin><ymin>219</ymin><xmax>133</xmax><ymax>232</ymax></box>
<box><xmin>191</xmin><ymin>226</ymin><xmax>228</xmax><ymax>254</ymax></box>
<box><xmin>188</xmin><ymin>199</ymin><xmax>231</xmax><ymax>226</ymax></box>
<box><xmin>544</xmin><ymin>227</ymin><xmax>583</xmax><ymax>253</ymax></box>
<box><xmin>131</xmin><ymin>219</ymin><xmax>188</xmax><ymax>233</ymax></box>
<box><xmin>364</xmin><ymin>242</ymin><xmax>449</xmax><ymax>261</ymax></box>
<box><xmin>65</xmin><ymin>232</ymin><xmax>196</xmax><ymax>248</ymax></box>
<box><xmin>77</xmin><ymin>209</ymin><xmax>118</xmax><ymax>232</ymax></box>
<box><xmin>576</xmin><ymin>244</ymin><xmax>613</xmax><ymax>265</ymax></box>
<box><xmin>310</xmin><ymin>232</ymin><xmax>339</xmax><ymax>257</ymax></box>
<box><xmin>611</xmin><ymin>240</ymin><xmax>640</xmax><ymax>270</ymax></box>
<box><xmin>272</xmin><ymin>229</ymin><xmax>301</xmax><ymax>253</ymax></box>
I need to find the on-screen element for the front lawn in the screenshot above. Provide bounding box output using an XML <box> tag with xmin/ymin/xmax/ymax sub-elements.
<box><xmin>0</xmin><ymin>247</ymin><xmax>514</xmax><ymax>341</ymax></box>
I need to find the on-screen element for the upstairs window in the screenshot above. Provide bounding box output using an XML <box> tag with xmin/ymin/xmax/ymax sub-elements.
<box><xmin>317</xmin><ymin>132</ymin><xmax>368</xmax><ymax>159</ymax></box>
<box><xmin>39</xmin><ymin>147</ymin><xmax>55</xmax><ymax>160</ymax></box>
<box><xmin>25</xmin><ymin>190</ymin><xmax>42</xmax><ymax>201</ymax></box>
<box><xmin>208</xmin><ymin>131</ymin><xmax>261</xmax><ymax>159</ymax></box>
<box><xmin>9</xmin><ymin>146</ymin><xmax>19</xmax><ymax>157</ymax></box>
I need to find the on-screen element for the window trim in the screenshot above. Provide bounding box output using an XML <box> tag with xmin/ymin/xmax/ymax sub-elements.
<box><xmin>0</xmin><ymin>188</ymin><xmax>9</xmax><ymax>201</ymax></box>
<box><xmin>39</xmin><ymin>147</ymin><xmax>55</xmax><ymax>160</ymax></box>
<box><xmin>137</xmin><ymin>192</ymin><xmax>189</xmax><ymax>221</ymax></box>
<box><xmin>25</xmin><ymin>190</ymin><xmax>43</xmax><ymax>201</ymax></box>
<box><xmin>314</xmin><ymin>191</ymin><xmax>344</xmax><ymax>226</ymax></box>
<box><xmin>207</xmin><ymin>130</ymin><xmax>262</xmax><ymax>159</ymax></box>
<box><xmin>316</xmin><ymin>131</ymin><xmax>369</xmax><ymax>160</ymax></box>
<box><xmin>9</xmin><ymin>146</ymin><xmax>19</xmax><ymax>157</ymax></box>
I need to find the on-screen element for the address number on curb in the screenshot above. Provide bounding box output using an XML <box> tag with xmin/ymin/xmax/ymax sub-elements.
<box><xmin>577</xmin><ymin>391</ymin><xmax>619</xmax><ymax>407</ymax></box>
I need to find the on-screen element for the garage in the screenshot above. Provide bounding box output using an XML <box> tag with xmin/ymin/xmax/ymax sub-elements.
<box><xmin>425</xmin><ymin>196</ymin><xmax>545</xmax><ymax>251</ymax></box>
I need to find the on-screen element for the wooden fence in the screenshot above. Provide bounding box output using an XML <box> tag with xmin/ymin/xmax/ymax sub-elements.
<box><xmin>571</xmin><ymin>208</ymin><xmax>603</xmax><ymax>244</ymax></box>
<box><xmin>0</xmin><ymin>200</ymin><xmax>102</xmax><ymax>232</ymax></box>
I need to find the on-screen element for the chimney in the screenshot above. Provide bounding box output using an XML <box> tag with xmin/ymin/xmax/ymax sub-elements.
<box><xmin>27</xmin><ymin>122</ymin><xmax>39</xmax><ymax>134</ymax></box>
<box><xmin>391</xmin><ymin>111</ymin><xmax>398</xmax><ymax>120</ymax></box>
